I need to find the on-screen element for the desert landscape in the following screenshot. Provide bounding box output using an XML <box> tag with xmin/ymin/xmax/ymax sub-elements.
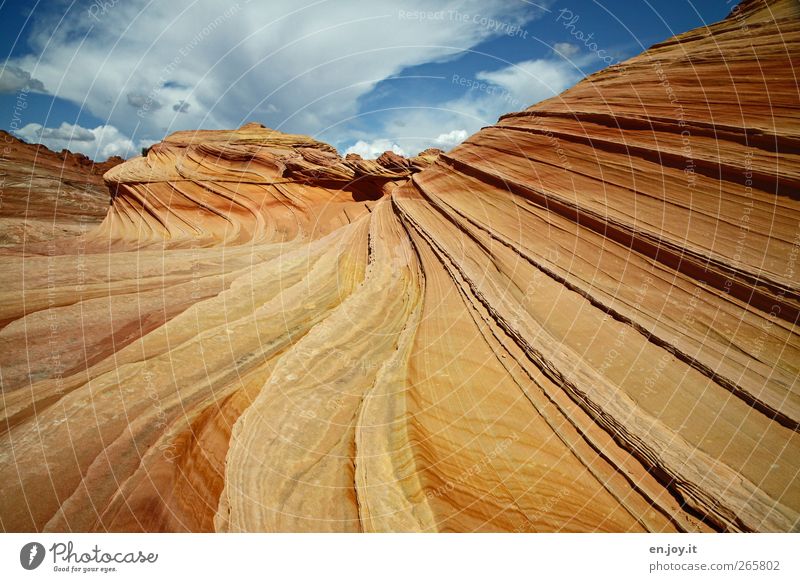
<box><xmin>0</xmin><ymin>0</ymin><xmax>798</xmax><ymax>533</ymax></box>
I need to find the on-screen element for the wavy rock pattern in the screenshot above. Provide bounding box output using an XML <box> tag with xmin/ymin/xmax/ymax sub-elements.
<box><xmin>1</xmin><ymin>0</ymin><xmax>799</xmax><ymax>532</ymax></box>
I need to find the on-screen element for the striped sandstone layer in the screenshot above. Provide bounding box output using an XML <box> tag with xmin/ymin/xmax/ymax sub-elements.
<box><xmin>0</xmin><ymin>130</ymin><xmax>121</xmax><ymax>248</ymax></box>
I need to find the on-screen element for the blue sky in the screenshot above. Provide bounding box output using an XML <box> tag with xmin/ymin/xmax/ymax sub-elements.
<box><xmin>0</xmin><ymin>0</ymin><xmax>731</xmax><ymax>160</ymax></box>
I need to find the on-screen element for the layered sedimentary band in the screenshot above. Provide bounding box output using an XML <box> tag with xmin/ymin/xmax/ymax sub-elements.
<box><xmin>0</xmin><ymin>0</ymin><xmax>798</xmax><ymax>532</ymax></box>
<box><xmin>0</xmin><ymin>131</ymin><xmax>121</xmax><ymax>247</ymax></box>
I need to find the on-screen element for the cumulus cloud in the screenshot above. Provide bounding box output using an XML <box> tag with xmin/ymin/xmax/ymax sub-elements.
<box><xmin>29</xmin><ymin>122</ymin><xmax>96</xmax><ymax>142</ymax></box>
<box><xmin>434</xmin><ymin>129</ymin><xmax>468</xmax><ymax>149</ymax></box>
<box><xmin>15</xmin><ymin>122</ymin><xmax>149</xmax><ymax>160</ymax></box>
<box><xmin>7</xmin><ymin>0</ymin><xmax>545</xmax><ymax>144</ymax></box>
<box><xmin>345</xmin><ymin>139</ymin><xmax>406</xmax><ymax>159</ymax></box>
<box><xmin>553</xmin><ymin>42</ymin><xmax>580</xmax><ymax>57</ymax></box>
<box><xmin>173</xmin><ymin>100</ymin><xmax>190</xmax><ymax>113</ymax></box>
<box><xmin>0</xmin><ymin>65</ymin><xmax>46</xmax><ymax>93</ymax></box>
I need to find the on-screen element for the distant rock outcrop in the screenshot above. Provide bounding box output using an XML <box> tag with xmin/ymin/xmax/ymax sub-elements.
<box><xmin>0</xmin><ymin>130</ymin><xmax>123</xmax><ymax>247</ymax></box>
<box><xmin>91</xmin><ymin>124</ymin><xmax>442</xmax><ymax>248</ymax></box>
<box><xmin>0</xmin><ymin>0</ymin><xmax>798</xmax><ymax>532</ymax></box>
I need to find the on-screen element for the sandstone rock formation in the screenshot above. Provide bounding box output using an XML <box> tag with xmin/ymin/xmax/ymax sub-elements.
<box><xmin>0</xmin><ymin>0</ymin><xmax>798</xmax><ymax>532</ymax></box>
<box><xmin>0</xmin><ymin>130</ymin><xmax>121</xmax><ymax>247</ymax></box>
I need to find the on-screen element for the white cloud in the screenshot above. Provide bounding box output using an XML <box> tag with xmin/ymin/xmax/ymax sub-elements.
<box><xmin>552</xmin><ymin>42</ymin><xmax>580</xmax><ymax>57</ymax></box>
<box><xmin>358</xmin><ymin>57</ymin><xmax>580</xmax><ymax>156</ymax></box>
<box><xmin>345</xmin><ymin>139</ymin><xmax>406</xmax><ymax>159</ymax></box>
<box><xmin>475</xmin><ymin>58</ymin><xmax>578</xmax><ymax>105</ymax></box>
<box><xmin>31</xmin><ymin>122</ymin><xmax>96</xmax><ymax>142</ymax></box>
<box><xmin>8</xmin><ymin>0</ymin><xmax>546</xmax><ymax>145</ymax></box>
<box><xmin>15</xmin><ymin>122</ymin><xmax>149</xmax><ymax>160</ymax></box>
<box><xmin>434</xmin><ymin>129</ymin><xmax>468</xmax><ymax>148</ymax></box>
<box><xmin>0</xmin><ymin>65</ymin><xmax>46</xmax><ymax>93</ymax></box>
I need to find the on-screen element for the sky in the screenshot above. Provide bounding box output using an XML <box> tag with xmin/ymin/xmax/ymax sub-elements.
<box><xmin>0</xmin><ymin>0</ymin><xmax>732</xmax><ymax>160</ymax></box>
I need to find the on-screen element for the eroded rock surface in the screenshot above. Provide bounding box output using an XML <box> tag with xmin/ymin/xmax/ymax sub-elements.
<box><xmin>0</xmin><ymin>131</ymin><xmax>122</xmax><ymax>247</ymax></box>
<box><xmin>0</xmin><ymin>0</ymin><xmax>798</xmax><ymax>532</ymax></box>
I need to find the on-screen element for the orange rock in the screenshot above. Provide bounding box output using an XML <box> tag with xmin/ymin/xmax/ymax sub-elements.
<box><xmin>0</xmin><ymin>131</ymin><xmax>122</xmax><ymax>247</ymax></box>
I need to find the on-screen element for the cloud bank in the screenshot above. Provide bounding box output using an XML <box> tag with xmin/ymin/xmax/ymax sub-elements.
<box><xmin>15</xmin><ymin>121</ymin><xmax>152</xmax><ymax>159</ymax></box>
<box><xmin>6</xmin><ymin>0</ymin><xmax>591</xmax><ymax>158</ymax></box>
